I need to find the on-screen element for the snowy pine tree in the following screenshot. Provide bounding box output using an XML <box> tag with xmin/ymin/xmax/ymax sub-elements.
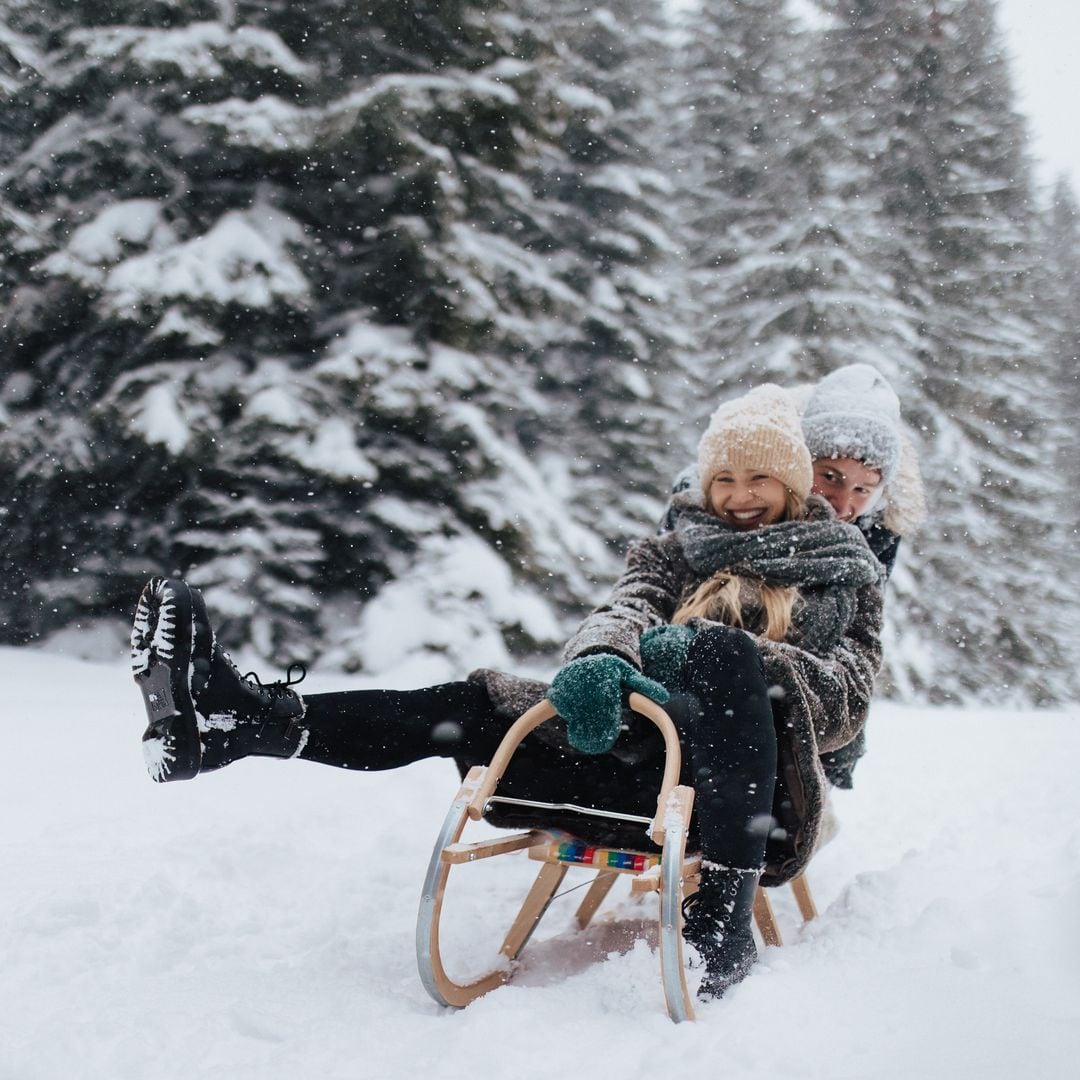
<box><xmin>810</xmin><ymin>0</ymin><xmax>1077</xmax><ymax>702</ymax></box>
<box><xmin>666</xmin><ymin>0</ymin><xmax>1076</xmax><ymax>702</ymax></box>
<box><xmin>0</xmin><ymin>0</ymin><xmax>681</xmax><ymax>675</ymax></box>
<box><xmin>668</xmin><ymin>0</ymin><xmax>909</xmax><ymax>416</ymax></box>
<box><xmin>524</xmin><ymin>0</ymin><xmax>693</xmax><ymax>541</ymax></box>
<box><xmin>1</xmin><ymin>0</ymin><xmax>1074</xmax><ymax>701</ymax></box>
<box><xmin>1036</xmin><ymin>176</ymin><xmax>1080</xmax><ymax>667</ymax></box>
<box><xmin>1042</xmin><ymin>178</ymin><xmax>1080</xmax><ymax>511</ymax></box>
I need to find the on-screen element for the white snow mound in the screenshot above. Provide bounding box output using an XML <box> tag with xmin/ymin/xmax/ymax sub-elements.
<box><xmin>1</xmin><ymin>647</ymin><xmax>1077</xmax><ymax>1079</ymax></box>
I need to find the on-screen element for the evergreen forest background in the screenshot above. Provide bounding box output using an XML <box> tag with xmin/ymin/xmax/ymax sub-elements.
<box><xmin>1</xmin><ymin>0</ymin><xmax>1077</xmax><ymax>705</ymax></box>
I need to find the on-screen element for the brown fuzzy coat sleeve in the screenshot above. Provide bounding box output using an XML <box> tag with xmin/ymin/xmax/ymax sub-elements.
<box><xmin>758</xmin><ymin>580</ymin><xmax>883</xmax><ymax>753</ymax></box>
<box><xmin>561</xmin><ymin>534</ymin><xmax>687</xmax><ymax>668</ymax></box>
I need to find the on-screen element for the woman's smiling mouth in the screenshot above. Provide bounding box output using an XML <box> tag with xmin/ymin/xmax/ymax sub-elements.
<box><xmin>725</xmin><ymin>507</ymin><xmax>769</xmax><ymax>526</ymax></box>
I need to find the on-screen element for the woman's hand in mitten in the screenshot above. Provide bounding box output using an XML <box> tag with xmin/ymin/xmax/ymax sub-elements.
<box><xmin>548</xmin><ymin>654</ymin><xmax>669</xmax><ymax>754</ymax></box>
<box><xmin>639</xmin><ymin>623</ymin><xmax>698</xmax><ymax>691</ymax></box>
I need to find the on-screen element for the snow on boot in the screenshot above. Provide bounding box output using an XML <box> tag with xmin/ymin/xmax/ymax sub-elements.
<box><xmin>681</xmin><ymin>864</ymin><xmax>761</xmax><ymax>1001</ymax></box>
<box><xmin>132</xmin><ymin>577</ymin><xmax>306</xmax><ymax>782</ymax></box>
<box><xmin>195</xmin><ymin>647</ymin><xmax>307</xmax><ymax>774</ymax></box>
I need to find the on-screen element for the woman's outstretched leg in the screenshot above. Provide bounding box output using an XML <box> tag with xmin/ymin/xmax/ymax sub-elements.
<box><xmin>297</xmin><ymin>683</ymin><xmax>500</xmax><ymax>770</ymax></box>
<box><xmin>132</xmin><ymin>578</ymin><xmax>502</xmax><ymax>782</ymax></box>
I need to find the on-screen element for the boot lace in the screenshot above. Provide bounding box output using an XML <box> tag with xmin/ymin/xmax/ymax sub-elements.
<box><xmin>681</xmin><ymin>891</ymin><xmax>699</xmax><ymax>921</ymax></box>
<box><xmin>241</xmin><ymin>662</ymin><xmax>307</xmax><ymax>700</ymax></box>
<box><xmin>680</xmin><ymin>888</ymin><xmax>716</xmax><ymax>963</ymax></box>
<box><xmin>680</xmin><ymin>888</ymin><xmax>713</xmax><ymax>929</ymax></box>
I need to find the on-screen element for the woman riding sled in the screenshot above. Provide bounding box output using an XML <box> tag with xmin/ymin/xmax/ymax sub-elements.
<box><xmin>659</xmin><ymin>363</ymin><xmax>926</xmax><ymax>789</ymax></box>
<box><xmin>133</xmin><ymin>384</ymin><xmax>884</xmax><ymax>1001</ymax></box>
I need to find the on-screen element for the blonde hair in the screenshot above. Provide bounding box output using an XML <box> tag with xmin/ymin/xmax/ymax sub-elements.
<box><xmin>672</xmin><ymin>489</ymin><xmax>804</xmax><ymax>641</ymax></box>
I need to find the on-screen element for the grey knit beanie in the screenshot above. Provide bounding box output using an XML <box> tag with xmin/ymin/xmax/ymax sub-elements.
<box><xmin>801</xmin><ymin>364</ymin><xmax>902</xmax><ymax>481</ymax></box>
<box><xmin>697</xmin><ymin>383</ymin><xmax>813</xmax><ymax>499</ymax></box>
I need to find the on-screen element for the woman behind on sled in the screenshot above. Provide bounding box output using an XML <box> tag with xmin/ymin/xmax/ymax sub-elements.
<box><xmin>132</xmin><ymin>385</ymin><xmax>884</xmax><ymax>1002</ymax></box>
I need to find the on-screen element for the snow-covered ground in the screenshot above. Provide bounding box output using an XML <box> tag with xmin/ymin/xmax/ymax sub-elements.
<box><xmin>2</xmin><ymin>646</ymin><xmax>1078</xmax><ymax>1079</ymax></box>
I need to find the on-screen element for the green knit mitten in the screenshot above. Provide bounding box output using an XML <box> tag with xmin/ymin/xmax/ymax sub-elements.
<box><xmin>640</xmin><ymin>624</ymin><xmax>698</xmax><ymax>694</ymax></box>
<box><xmin>549</xmin><ymin>654</ymin><xmax>669</xmax><ymax>754</ymax></box>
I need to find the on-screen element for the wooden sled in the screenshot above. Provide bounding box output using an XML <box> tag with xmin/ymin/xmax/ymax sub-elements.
<box><xmin>416</xmin><ymin>694</ymin><xmax>816</xmax><ymax>1022</ymax></box>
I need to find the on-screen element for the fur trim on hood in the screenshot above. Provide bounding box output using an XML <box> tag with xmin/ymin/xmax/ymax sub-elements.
<box><xmin>879</xmin><ymin>429</ymin><xmax>926</xmax><ymax>537</ymax></box>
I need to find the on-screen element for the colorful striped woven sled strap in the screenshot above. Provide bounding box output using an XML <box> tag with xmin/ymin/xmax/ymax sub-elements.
<box><xmin>547</xmin><ymin>837</ymin><xmax>660</xmax><ymax>873</ymax></box>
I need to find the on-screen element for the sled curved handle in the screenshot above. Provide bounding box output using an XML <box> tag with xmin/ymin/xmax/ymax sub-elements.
<box><xmin>466</xmin><ymin>692</ymin><xmax>682</xmax><ymax>846</ymax></box>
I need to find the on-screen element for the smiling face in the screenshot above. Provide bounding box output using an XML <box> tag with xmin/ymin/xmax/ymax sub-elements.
<box><xmin>811</xmin><ymin>457</ymin><xmax>883</xmax><ymax>522</ymax></box>
<box><xmin>707</xmin><ymin>467</ymin><xmax>790</xmax><ymax>530</ymax></box>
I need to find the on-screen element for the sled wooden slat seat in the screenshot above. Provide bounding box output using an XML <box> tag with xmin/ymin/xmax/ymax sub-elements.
<box><xmin>416</xmin><ymin>694</ymin><xmax>818</xmax><ymax>1021</ymax></box>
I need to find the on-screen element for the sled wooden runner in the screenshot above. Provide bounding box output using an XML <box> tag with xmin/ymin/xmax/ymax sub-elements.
<box><xmin>416</xmin><ymin>694</ymin><xmax>817</xmax><ymax>1022</ymax></box>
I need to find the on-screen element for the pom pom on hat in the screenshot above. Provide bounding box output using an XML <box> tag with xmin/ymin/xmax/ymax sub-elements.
<box><xmin>801</xmin><ymin>364</ymin><xmax>902</xmax><ymax>482</ymax></box>
<box><xmin>697</xmin><ymin>384</ymin><xmax>813</xmax><ymax>499</ymax></box>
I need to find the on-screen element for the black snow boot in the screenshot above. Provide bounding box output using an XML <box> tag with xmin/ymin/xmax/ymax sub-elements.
<box><xmin>681</xmin><ymin>864</ymin><xmax>761</xmax><ymax>1001</ymax></box>
<box><xmin>132</xmin><ymin>577</ymin><xmax>306</xmax><ymax>782</ymax></box>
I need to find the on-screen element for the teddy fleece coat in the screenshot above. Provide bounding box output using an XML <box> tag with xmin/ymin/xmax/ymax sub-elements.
<box><xmin>470</xmin><ymin>523</ymin><xmax>883</xmax><ymax>886</ymax></box>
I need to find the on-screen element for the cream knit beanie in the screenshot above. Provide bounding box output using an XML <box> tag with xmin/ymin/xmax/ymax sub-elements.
<box><xmin>697</xmin><ymin>384</ymin><xmax>813</xmax><ymax>499</ymax></box>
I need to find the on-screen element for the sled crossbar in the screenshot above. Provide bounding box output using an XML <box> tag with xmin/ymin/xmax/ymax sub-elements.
<box><xmin>484</xmin><ymin>794</ymin><xmax>654</xmax><ymax>826</ymax></box>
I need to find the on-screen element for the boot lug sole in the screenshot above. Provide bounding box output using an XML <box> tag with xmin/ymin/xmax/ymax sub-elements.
<box><xmin>132</xmin><ymin>578</ymin><xmax>204</xmax><ymax>783</ymax></box>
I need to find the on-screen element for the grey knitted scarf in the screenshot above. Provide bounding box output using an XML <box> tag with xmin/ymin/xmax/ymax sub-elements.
<box><xmin>671</xmin><ymin>495</ymin><xmax>883</xmax><ymax>654</ymax></box>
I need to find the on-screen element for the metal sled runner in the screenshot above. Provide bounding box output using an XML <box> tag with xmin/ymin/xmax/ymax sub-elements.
<box><xmin>416</xmin><ymin>694</ymin><xmax>816</xmax><ymax>1022</ymax></box>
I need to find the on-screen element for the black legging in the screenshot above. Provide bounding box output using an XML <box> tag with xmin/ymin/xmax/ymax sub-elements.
<box><xmin>298</xmin><ymin>624</ymin><xmax>777</xmax><ymax>870</ymax></box>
